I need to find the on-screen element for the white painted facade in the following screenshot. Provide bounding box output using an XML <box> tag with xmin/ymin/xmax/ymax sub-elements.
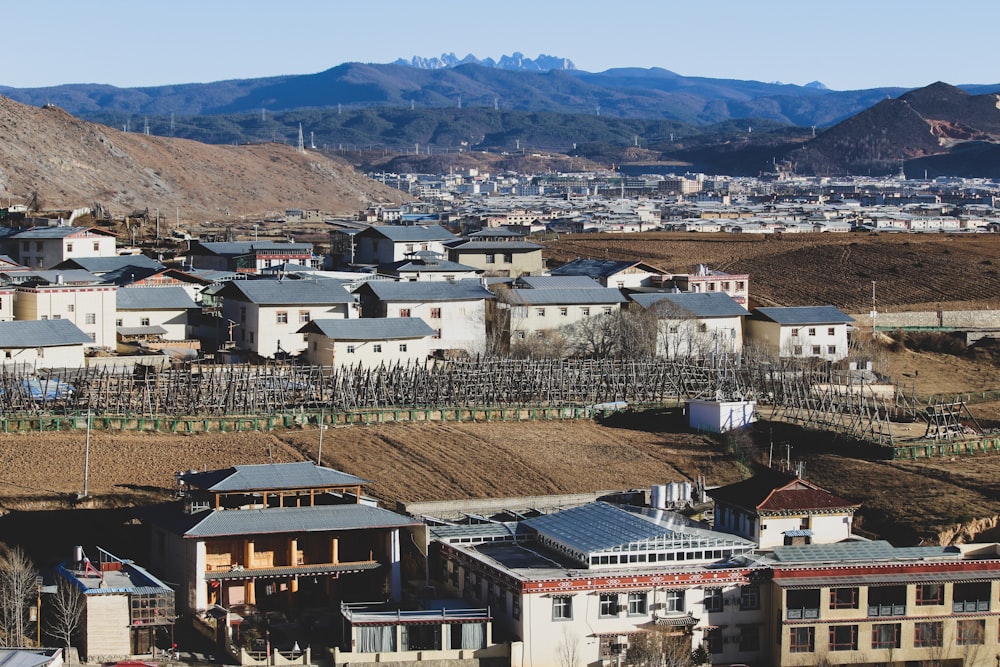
<box><xmin>381</xmin><ymin>300</ymin><xmax>488</xmax><ymax>354</ymax></box>
<box><xmin>0</xmin><ymin>286</ymin><xmax>14</xmax><ymax>321</ymax></box>
<box><xmin>82</xmin><ymin>594</ymin><xmax>132</xmax><ymax>661</ymax></box>
<box><xmin>222</xmin><ymin>300</ymin><xmax>353</xmax><ymax>358</ymax></box>
<box><xmin>14</xmin><ymin>228</ymin><xmax>117</xmax><ymax>269</ymax></box>
<box><xmin>302</xmin><ymin>330</ymin><xmax>432</xmax><ymax>367</ymax></box>
<box><xmin>688</xmin><ymin>399</ymin><xmax>757</xmax><ymax>433</ymax></box>
<box><xmin>658</xmin><ymin>316</ymin><xmax>744</xmax><ymax>358</ymax></box>
<box><xmin>745</xmin><ymin>319</ymin><xmax>850</xmax><ymax>361</ymax></box>
<box><xmin>13</xmin><ymin>284</ymin><xmax>117</xmax><ymax>348</ymax></box>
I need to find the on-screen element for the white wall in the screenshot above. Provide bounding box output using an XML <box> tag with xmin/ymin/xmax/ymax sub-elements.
<box><xmin>117</xmin><ymin>308</ymin><xmax>191</xmax><ymax>340</ymax></box>
<box><xmin>222</xmin><ymin>301</ymin><xmax>353</xmax><ymax>358</ymax></box>
<box><xmin>383</xmin><ymin>300</ymin><xmax>487</xmax><ymax>354</ymax></box>
<box><xmin>1</xmin><ymin>343</ymin><xmax>85</xmax><ymax>369</ymax></box>
<box><xmin>84</xmin><ymin>594</ymin><xmax>131</xmax><ymax>660</ymax></box>
<box><xmin>759</xmin><ymin>513</ymin><xmax>853</xmax><ymax>550</ymax></box>
<box><xmin>658</xmin><ymin>316</ymin><xmax>743</xmax><ymax>358</ymax></box>
<box><xmin>303</xmin><ymin>333</ymin><xmax>431</xmax><ymax>367</ymax></box>
<box><xmin>746</xmin><ymin>320</ymin><xmax>849</xmax><ymax>361</ymax></box>
<box><xmin>508</xmin><ymin>303</ymin><xmax>619</xmax><ymax>339</ymax></box>
<box><xmin>13</xmin><ymin>286</ymin><xmax>117</xmax><ymax>348</ymax></box>
<box><xmin>689</xmin><ymin>399</ymin><xmax>757</xmax><ymax>433</ymax></box>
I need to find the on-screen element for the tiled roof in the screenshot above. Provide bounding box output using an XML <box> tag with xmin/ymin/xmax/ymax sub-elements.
<box><xmin>56</xmin><ymin>255</ymin><xmax>164</xmax><ymax>273</ymax></box>
<box><xmin>752</xmin><ymin>306</ymin><xmax>854</xmax><ymax>325</ymax></box>
<box><xmin>358</xmin><ymin>225</ymin><xmax>455</xmax><ymax>242</ymax></box>
<box><xmin>299</xmin><ymin>317</ymin><xmax>435</xmax><ymax>340</ymax></box>
<box><xmin>192</xmin><ymin>241</ymin><xmax>313</xmax><ymax>256</ymax></box>
<box><xmin>0</xmin><ymin>319</ymin><xmax>93</xmax><ymax>347</ymax></box>
<box><xmin>182</xmin><ymin>504</ymin><xmax>420</xmax><ymax>538</ymax></box>
<box><xmin>517</xmin><ymin>276</ymin><xmax>603</xmax><ymax>289</ymax></box>
<box><xmin>181</xmin><ymin>461</ymin><xmax>369</xmax><ymax>492</ymax></box>
<box><xmin>359</xmin><ymin>279</ymin><xmax>495</xmax><ymax>302</ymax></box>
<box><xmin>551</xmin><ymin>258</ymin><xmax>660</xmax><ymax>278</ymax></box>
<box><xmin>117</xmin><ymin>286</ymin><xmax>198</xmax><ymax>310</ymax></box>
<box><xmin>504</xmin><ymin>287</ymin><xmax>627</xmax><ymax>306</ymax></box>
<box><xmin>629</xmin><ymin>292</ymin><xmax>749</xmax><ymax>317</ymax></box>
<box><xmin>12</xmin><ymin>226</ymin><xmax>114</xmax><ymax>239</ymax></box>
<box><xmin>708</xmin><ymin>470</ymin><xmax>859</xmax><ymax>513</ymax></box>
<box><xmin>217</xmin><ymin>278</ymin><xmax>354</xmax><ymax>305</ymax></box>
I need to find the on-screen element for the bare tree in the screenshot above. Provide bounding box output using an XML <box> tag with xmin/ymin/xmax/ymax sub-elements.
<box><xmin>562</xmin><ymin>307</ymin><xmax>658</xmax><ymax>359</ymax></box>
<box><xmin>556</xmin><ymin>628</ymin><xmax>581</xmax><ymax>667</ymax></box>
<box><xmin>47</xmin><ymin>578</ymin><xmax>86</xmax><ymax>657</ymax></box>
<box><xmin>626</xmin><ymin>628</ymin><xmax>692</xmax><ymax>667</ymax></box>
<box><xmin>0</xmin><ymin>546</ymin><xmax>38</xmax><ymax>647</ymax></box>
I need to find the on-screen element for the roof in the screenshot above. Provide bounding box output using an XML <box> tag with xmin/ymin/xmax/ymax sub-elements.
<box><xmin>517</xmin><ymin>276</ymin><xmax>603</xmax><ymax>289</ymax></box>
<box><xmin>180</xmin><ymin>504</ymin><xmax>420</xmax><ymax>538</ymax></box>
<box><xmin>117</xmin><ymin>286</ymin><xmax>199</xmax><ymax>310</ymax></box>
<box><xmin>117</xmin><ymin>325</ymin><xmax>168</xmax><ymax>336</ymax></box>
<box><xmin>12</xmin><ymin>269</ymin><xmax>103</xmax><ymax>285</ymax></box>
<box><xmin>707</xmin><ymin>470</ymin><xmax>859</xmax><ymax>513</ymax></box>
<box><xmin>12</xmin><ymin>226</ymin><xmax>115</xmax><ymax>239</ymax></box>
<box><xmin>55</xmin><ymin>255</ymin><xmax>164</xmax><ymax>273</ymax></box>
<box><xmin>447</xmin><ymin>241</ymin><xmax>543</xmax><ymax>252</ymax></box>
<box><xmin>217</xmin><ymin>278</ymin><xmax>354</xmax><ymax>305</ymax></box>
<box><xmin>629</xmin><ymin>292</ymin><xmax>750</xmax><ymax>317</ymax></box>
<box><xmin>358</xmin><ymin>279</ymin><xmax>495</xmax><ymax>303</ymax></box>
<box><xmin>770</xmin><ymin>540</ymin><xmax>959</xmax><ymax>565</ymax></box>
<box><xmin>752</xmin><ymin>306</ymin><xmax>855</xmax><ymax>325</ymax></box>
<box><xmin>0</xmin><ymin>319</ymin><xmax>93</xmax><ymax>348</ymax></box>
<box><xmin>191</xmin><ymin>241</ymin><xmax>313</xmax><ymax>256</ymax></box>
<box><xmin>299</xmin><ymin>317</ymin><xmax>435</xmax><ymax>340</ymax></box>
<box><xmin>179</xmin><ymin>461</ymin><xmax>370</xmax><ymax>492</ymax></box>
<box><xmin>387</xmin><ymin>258</ymin><xmax>481</xmax><ymax>273</ymax></box>
<box><xmin>358</xmin><ymin>225</ymin><xmax>455</xmax><ymax>242</ymax></box>
<box><xmin>551</xmin><ymin>258</ymin><xmax>662</xmax><ymax>278</ymax></box>
<box><xmin>504</xmin><ymin>287</ymin><xmax>627</xmax><ymax>306</ymax></box>
<box><xmin>0</xmin><ymin>650</ymin><xmax>61</xmax><ymax>667</ymax></box>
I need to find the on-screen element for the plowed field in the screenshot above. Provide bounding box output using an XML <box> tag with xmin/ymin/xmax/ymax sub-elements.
<box><xmin>544</xmin><ymin>232</ymin><xmax>1000</xmax><ymax>311</ymax></box>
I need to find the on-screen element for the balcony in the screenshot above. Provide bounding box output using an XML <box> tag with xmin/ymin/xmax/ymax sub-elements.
<box><xmin>867</xmin><ymin>604</ymin><xmax>906</xmax><ymax>617</ymax></box>
<box><xmin>786</xmin><ymin>607</ymin><xmax>819</xmax><ymax>620</ymax></box>
<box><xmin>953</xmin><ymin>600</ymin><xmax>990</xmax><ymax>613</ymax></box>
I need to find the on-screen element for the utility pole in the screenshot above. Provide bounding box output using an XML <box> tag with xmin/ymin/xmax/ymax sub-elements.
<box><xmin>871</xmin><ymin>280</ymin><xmax>878</xmax><ymax>338</ymax></box>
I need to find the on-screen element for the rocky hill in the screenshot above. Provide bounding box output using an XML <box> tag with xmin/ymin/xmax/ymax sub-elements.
<box><xmin>0</xmin><ymin>96</ymin><xmax>406</xmax><ymax>221</ymax></box>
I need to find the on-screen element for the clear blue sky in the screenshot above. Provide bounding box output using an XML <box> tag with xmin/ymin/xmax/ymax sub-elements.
<box><xmin>3</xmin><ymin>0</ymin><xmax>996</xmax><ymax>91</ymax></box>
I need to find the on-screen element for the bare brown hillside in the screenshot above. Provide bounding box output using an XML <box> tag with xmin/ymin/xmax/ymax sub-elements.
<box><xmin>0</xmin><ymin>97</ymin><xmax>406</xmax><ymax>220</ymax></box>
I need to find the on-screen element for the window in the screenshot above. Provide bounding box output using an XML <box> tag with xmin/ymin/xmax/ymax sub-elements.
<box><xmin>67</xmin><ymin>304</ymin><xmax>75</xmax><ymax>313</ymax></box>
<box><xmin>66</xmin><ymin>243</ymin><xmax>73</xmax><ymax>252</ymax></box>
<box><xmin>515</xmin><ymin>331</ymin><xmax>525</xmax><ymax>340</ymax></box>
<box><xmin>791</xmin><ymin>328</ymin><xmax>799</xmax><ymax>336</ymax></box>
<box><xmin>736</xmin><ymin>281</ymin><xmax>745</xmax><ymax>290</ymax></box>
<box><xmin>916</xmin><ymin>583</ymin><xmax>943</xmax><ymax>606</ymax></box>
<box><xmin>52</xmin><ymin>314</ymin><xmax>60</xmax><ymax>320</ymax></box>
<box><xmin>433</xmin><ymin>329</ymin><xmax>441</xmax><ymax>339</ymax></box>
<box><xmin>41</xmin><ymin>315</ymin><xmax>48</xmax><ymax>320</ymax></box>
<box><xmin>346</xmin><ymin>345</ymin><xmax>355</xmax><ymax>354</ymax></box>
<box><xmin>705</xmin><ymin>627</ymin><xmax>723</xmax><ymax>654</ymax></box>
<box><xmin>115</xmin><ymin>319</ymin><xmax>123</xmax><ymax>327</ymax></box>
<box><xmin>827</xmin><ymin>327</ymin><xmax>836</xmax><ymax>335</ymax></box>
<box><xmin>36</xmin><ymin>242</ymin><xmax>43</xmax><ymax>251</ymax></box>
<box><xmin>665</xmin><ymin>590</ymin><xmax>684</xmax><ymax>613</ymax></box>
<box><xmin>552</xmin><ymin>596</ymin><xmax>572</xmax><ymax>620</ymax></box>
<box><xmin>793</xmin><ymin>345</ymin><xmax>803</xmax><ymax>355</ymax></box>
<box><xmin>627</xmin><ymin>592</ymin><xmax>647</xmax><ymax>616</ymax></box>
<box><xmin>698</xmin><ymin>323</ymin><xmax>708</xmax><ymax>333</ymax></box>
<box><xmin>913</xmin><ymin>621</ymin><xmax>943</xmax><ymax>648</ymax></box>
<box><xmin>739</xmin><ymin>584</ymin><xmax>759</xmax><ymax>610</ymax></box>
<box><xmin>704</xmin><ymin>588</ymin><xmax>723</xmax><ymax>613</ymax></box>
<box><xmin>811</xmin><ymin>346</ymin><xmax>821</xmax><ymax>355</ymax></box>
<box><xmin>953</xmin><ymin>582</ymin><xmax>991</xmax><ymax>612</ymax></box>
<box><xmin>399</xmin><ymin>308</ymin><xmax>411</xmax><ymax>318</ymax></box>
<box><xmin>808</xmin><ymin>327</ymin><xmax>816</xmax><ymax>335</ymax></box>
<box><xmin>786</xmin><ymin>589</ymin><xmax>820</xmax><ymax>620</ymax></box>
<box><xmin>830</xmin><ymin>625</ymin><xmax>858</xmax><ymax>651</ymax></box>
<box><xmin>603</xmin><ymin>308</ymin><xmax>612</xmax><ymax>315</ymax></box>
<box><xmin>738</xmin><ymin>624</ymin><xmax>760</xmax><ymax>652</ymax></box>
<box><xmin>957</xmin><ymin>618</ymin><xmax>985</xmax><ymax>646</ymax></box>
<box><xmin>789</xmin><ymin>626</ymin><xmax>814</xmax><ymax>653</ymax></box>
<box><xmin>829</xmin><ymin>587</ymin><xmax>858</xmax><ymax>609</ymax></box>
<box><xmin>668</xmin><ymin>325</ymin><xmax>679</xmax><ymax>334</ymax></box>
<box><xmin>599</xmin><ymin>593</ymin><xmax>618</xmax><ymax>618</ymax></box>
<box><xmin>430</xmin><ymin>308</ymin><xmax>441</xmax><ymax>319</ymax></box>
<box><xmin>827</xmin><ymin>345</ymin><xmax>837</xmax><ymax>355</ymax></box>
<box><xmin>559</xmin><ymin>307</ymin><xmax>568</xmax><ymax>317</ymax></box>
<box><xmin>536</xmin><ymin>308</ymin><xmax>546</xmax><ymax>317</ymax></box>
<box><xmin>276</xmin><ymin>311</ymin><xmax>288</xmax><ymax>324</ymax></box>
<box><xmin>372</xmin><ymin>344</ymin><xmax>382</xmax><ymax>353</ymax></box>
<box><xmin>399</xmin><ymin>344</ymin><xmax>407</xmax><ymax>352</ymax></box>
<box><xmin>93</xmin><ymin>241</ymin><xmax>99</xmax><ymax>251</ymax></box>
<box><xmin>722</xmin><ymin>281</ymin><xmax>731</xmax><ymax>291</ymax></box>
<box><xmin>707</xmin><ymin>282</ymin><xmax>716</xmax><ymax>291</ymax></box>
<box><xmin>581</xmin><ymin>307</ymin><xmax>590</xmax><ymax>316</ymax></box>
<box><xmin>240</xmin><ymin>306</ymin><xmax>247</xmax><ymax>322</ymax></box>
<box><xmin>871</xmin><ymin>623</ymin><xmax>900</xmax><ymax>649</ymax></box>
<box><xmin>486</xmin><ymin>254</ymin><xmax>496</xmax><ymax>264</ymax></box>
<box><xmin>85</xmin><ymin>313</ymin><xmax>96</xmax><ymax>325</ymax></box>
<box><xmin>503</xmin><ymin>253</ymin><xmax>513</xmax><ymax>263</ymax></box>
<box><xmin>299</xmin><ymin>311</ymin><xmax>310</xmax><ymax>323</ymax></box>
<box><xmin>140</xmin><ymin>317</ymin><xmax>150</xmax><ymax>327</ymax></box>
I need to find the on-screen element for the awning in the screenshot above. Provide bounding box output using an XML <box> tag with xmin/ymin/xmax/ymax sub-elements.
<box><xmin>654</xmin><ymin>614</ymin><xmax>698</xmax><ymax>628</ymax></box>
<box><xmin>783</xmin><ymin>529</ymin><xmax>814</xmax><ymax>537</ymax></box>
<box><xmin>204</xmin><ymin>562</ymin><xmax>379</xmax><ymax>581</ymax></box>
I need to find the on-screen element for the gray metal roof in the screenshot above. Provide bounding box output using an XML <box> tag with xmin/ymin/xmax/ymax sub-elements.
<box><xmin>299</xmin><ymin>317</ymin><xmax>435</xmax><ymax>340</ymax></box>
<box><xmin>518</xmin><ymin>276</ymin><xmax>603</xmax><ymax>289</ymax></box>
<box><xmin>770</xmin><ymin>541</ymin><xmax>957</xmax><ymax>564</ymax></box>
<box><xmin>447</xmin><ymin>241</ymin><xmax>543</xmax><ymax>252</ymax></box>
<box><xmin>752</xmin><ymin>306</ymin><xmax>855</xmax><ymax>325</ymax></box>
<box><xmin>55</xmin><ymin>255</ymin><xmax>164</xmax><ymax>273</ymax></box>
<box><xmin>388</xmin><ymin>258</ymin><xmax>481</xmax><ymax>273</ymax></box>
<box><xmin>12</xmin><ymin>226</ymin><xmax>114</xmax><ymax>239</ymax></box>
<box><xmin>117</xmin><ymin>286</ymin><xmax>198</xmax><ymax>310</ymax></box>
<box><xmin>551</xmin><ymin>258</ymin><xmax>659</xmax><ymax>278</ymax></box>
<box><xmin>217</xmin><ymin>278</ymin><xmax>354</xmax><ymax>305</ymax></box>
<box><xmin>505</xmin><ymin>288</ymin><xmax>627</xmax><ymax>306</ymax></box>
<box><xmin>183</xmin><ymin>504</ymin><xmax>420</xmax><ymax>538</ymax></box>
<box><xmin>181</xmin><ymin>461</ymin><xmax>370</xmax><ymax>492</ymax></box>
<box><xmin>13</xmin><ymin>269</ymin><xmax>103</xmax><ymax>285</ymax></box>
<box><xmin>359</xmin><ymin>279</ymin><xmax>495</xmax><ymax>302</ymax></box>
<box><xmin>193</xmin><ymin>241</ymin><xmax>313</xmax><ymax>256</ymax></box>
<box><xmin>0</xmin><ymin>650</ymin><xmax>62</xmax><ymax>667</ymax></box>
<box><xmin>117</xmin><ymin>325</ymin><xmax>168</xmax><ymax>336</ymax></box>
<box><xmin>0</xmin><ymin>319</ymin><xmax>93</xmax><ymax>347</ymax></box>
<box><xmin>358</xmin><ymin>225</ymin><xmax>455</xmax><ymax>242</ymax></box>
<box><xmin>629</xmin><ymin>292</ymin><xmax>749</xmax><ymax>317</ymax></box>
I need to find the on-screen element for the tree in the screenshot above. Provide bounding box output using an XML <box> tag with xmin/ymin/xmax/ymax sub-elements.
<box><xmin>47</xmin><ymin>578</ymin><xmax>86</xmax><ymax>657</ymax></box>
<box><xmin>626</xmin><ymin>628</ymin><xmax>693</xmax><ymax>667</ymax></box>
<box><xmin>556</xmin><ymin>628</ymin><xmax>581</xmax><ymax>667</ymax></box>
<box><xmin>0</xmin><ymin>546</ymin><xmax>38</xmax><ymax>647</ymax></box>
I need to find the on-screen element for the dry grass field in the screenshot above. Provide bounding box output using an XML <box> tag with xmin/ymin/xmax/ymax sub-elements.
<box><xmin>544</xmin><ymin>231</ymin><xmax>1000</xmax><ymax>311</ymax></box>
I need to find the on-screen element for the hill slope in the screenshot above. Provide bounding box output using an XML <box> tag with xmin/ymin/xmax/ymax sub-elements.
<box><xmin>0</xmin><ymin>96</ymin><xmax>405</xmax><ymax>220</ymax></box>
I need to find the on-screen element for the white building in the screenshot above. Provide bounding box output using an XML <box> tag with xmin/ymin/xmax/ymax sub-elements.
<box><xmin>11</xmin><ymin>226</ymin><xmax>117</xmax><ymax>269</ymax></box>
<box><xmin>354</xmin><ymin>279</ymin><xmax>495</xmax><ymax>355</ymax></box>
<box><xmin>12</xmin><ymin>271</ymin><xmax>117</xmax><ymax>349</ymax></box>
<box><xmin>216</xmin><ymin>279</ymin><xmax>356</xmax><ymax>358</ymax></box>
<box><xmin>298</xmin><ymin>317</ymin><xmax>435</xmax><ymax>367</ymax></box>
<box><xmin>116</xmin><ymin>286</ymin><xmax>199</xmax><ymax>341</ymax></box>
<box><xmin>0</xmin><ymin>318</ymin><xmax>92</xmax><ymax>368</ymax></box>
<box><xmin>502</xmin><ymin>286</ymin><xmax>627</xmax><ymax>342</ymax></box>
<box><xmin>746</xmin><ymin>306</ymin><xmax>854</xmax><ymax>361</ymax></box>
<box><xmin>550</xmin><ymin>259</ymin><xmax>666</xmax><ymax>289</ymax></box>
<box><xmin>352</xmin><ymin>225</ymin><xmax>456</xmax><ymax>266</ymax></box>
<box><xmin>629</xmin><ymin>292</ymin><xmax>749</xmax><ymax>358</ymax></box>
<box><xmin>708</xmin><ymin>471</ymin><xmax>861</xmax><ymax>550</ymax></box>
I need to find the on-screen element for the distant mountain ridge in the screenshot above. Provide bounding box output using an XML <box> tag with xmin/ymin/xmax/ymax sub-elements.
<box><xmin>392</xmin><ymin>52</ymin><xmax>576</xmax><ymax>72</ymax></box>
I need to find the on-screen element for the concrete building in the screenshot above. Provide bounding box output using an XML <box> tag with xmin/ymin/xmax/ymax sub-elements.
<box><xmin>747</xmin><ymin>306</ymin><xmax>854</xmax><ymax>361</ymax></box>
<box><xmin>550</xmin><ymin>259</ymin><xmax>666</xmax><ymax>289</ymax></box>
<box><xmin>501</xmin><ymin>286</ymin><xmax>628</xmax><ymax>343</ymax></box>
<box><xmin>12</xmin><ymin>272</ymin><xmax>117</xmax><ymax>349</ymax></box>
<box><xmin>629</xmin><ymin>292</ymin><xmax>749</xmax><ymax>358</ymax></box>
<box><xmin>116</xmin><ymin>286</ymin><xmax>199</xmax><ymax>342</ymax></box>
<box><xmin>188</xmin><ymin>241</ymin><xmax>318</xmax><ymax>274</ymax></box>
<box><xmin>351</xmin><ymin>225</ymin><xmax>456</xmax><ymax>267</ymax></box>
<box><xmin>10</xmin><ymin>226</ymin><xmax>117</xmax><ymax>269</ymax></box>
<box><xmin>444</xmin><ymin>239</ymin><xmax>545</xmax><ymax>277</ymax></box>
<box><xmin>298</xmin><ymin>317</ymin><xmax>435</xmax><ymax>367</ymax></box>
<box><xmin>0</xmin><ymin>319</ymin><xmax>92</xmax><ymax>368</ymax></box>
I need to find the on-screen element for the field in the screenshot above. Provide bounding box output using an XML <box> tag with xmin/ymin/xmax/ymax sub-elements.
<box><xmin>544</xmin><ymin>231</ymin><xmax>1000</xmax><ymax>311</ymax></box>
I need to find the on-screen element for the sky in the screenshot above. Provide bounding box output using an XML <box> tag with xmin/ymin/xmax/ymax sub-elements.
<box><xmin>2</xmin><ymin>1</ymin><xmax>997</xmax><ymax>91</ymax></box>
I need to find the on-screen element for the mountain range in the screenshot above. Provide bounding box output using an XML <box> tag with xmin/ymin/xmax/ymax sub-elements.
<box><xmin>392</xmin><ymin>52</ymin><xmax>576</xmax><ymax>72</ymax></box>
